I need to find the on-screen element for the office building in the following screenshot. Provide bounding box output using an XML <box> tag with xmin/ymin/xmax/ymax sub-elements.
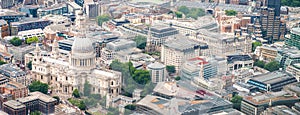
<box><xmin>100</xmin><ymin>39</ymin><xmax>138</xmax><ymax>64</ymax></box>
<box><xmin>161</xmin><ymin>37</ymin><xmax>202</xmax><ymax>72</ymax></box>
<box><xmin>120</xmin><ymin>24</ymin><xmax>179</xmax><ymax>46</ymax></box>
<box><xmin>10</xmin><ymin>19</ymin><xmax>51</xmax><ymax>35</ymax></box>
<box><xmin>37</xmin><ymin>3</ymin><xmax>68</xmax><ymax>18</ymax></box>
<box><xmin>17</xmin><ymin>29</ymin><xmax>45</xmax><ymax>41</ymax></box>
<box><xmin>0</xmin><ymin>64</ymin><xmax>26</xmax><ymax>85</ymax></box>
<box><xmin>254</xmin><ymin>45</ymin><xmax>278</xmax><ymax>62</ymax></box>
<box><xmin>260</xmin><ymin>7</ymin><xmax>286</xmax><ymax>43</ymax></box>
<box><xmin>138</xmin><ymin>82</ymin><xmax>233</xmax><ymax>115</ymax></box>
<box><xmin>227</xmin><ymin>55</ymin><xmax>253</xmax><ymax>71</ymax></box>
<box><xmin>286</xmin><ymin>27</ymin><xmax>300</xmax><ymax>50</ymax></box>
<box><xmin>7</xmin><ymin>44</ymin><xmax>35</xmax><ymax>64</ymax></box>
<box><xmin>19</xmin><ymin>5</ymin><xmax>39</xmax><ymax>17</ymax></box>
<box><xmin>262</xmin><ymin>105</ymin><xmax>300</xmax><ymax>115</ymax></box>
<box><xmin>17</xmin><ymin>92</ymin><xmax>56</xmax><ymax>114</ymax></box>
<box><xmin>181</xmin><ymin>57</ymin><xmax>218</xmax><ymax>80</ymax></box>
<box><xmin>247</xmin><ymin>71</ymin><xmax>297</xmax><ymax>91</ymax></box>
<box><xmin>286</xmin><ymin>63</ymin><xmax>300</xmax><ymax>81</ymax></box>
<box><xmin>197</xmin><ymin>29</ymin><xmax>252</xmax><ymax>57</ymax></box>
<box><xmin>0</xmin><ymin>0</ymin><xmax>14</xmax><ymax>9</ymax></box>
<box><xmin>0</xmin><ymin>9</ymin><xmax>26</xmax><ymax>23</ymax></box>
<box><xmin>85</xmin><ymin>1</ymin><xmax>102</xmax><ymax>18</ymax></box>
<box><xmin>2</xmin><ymin>91</ymin><xmax>56</xmax><ymax>115</ymax></box>
<box><xmin>275</xmin><ymin>48</ymin><xmax>300</xmax><ymax>70</ymax></box>
<box><xmin>241</xmin><ymin>91</ymin><xmax>299</xmax><ymax>115</ymax></box>
<box><xmin>147</xmin><ymin>62</ymin><xmax>166</xmax><ymax>83</ymax></box>
<box><xmin>136</xmin><ymin>94</ymin><xmax>232</xmax><ymax>115</ymax></box>
<box><xmin>2</xmin><ymin>100</ymin><xmax>26</xmax><ymax>115</ymax></box>
<box><xmin>165</xmin><ymin>15</ymin><xmax>219</xmax><ymax>38</ymax></box>
<box><xmin>267</xmin><ymin>0</ymin><xmax>281</xmax><ymax>16</ymax></box>
<box><xmin>0</xmin><ymin>81</ymin><xmax>28</xmax><ymax>100</ymax></box>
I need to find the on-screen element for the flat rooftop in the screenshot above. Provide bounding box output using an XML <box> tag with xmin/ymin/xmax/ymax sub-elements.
<box><xmin>251</xmin><ymin>71</ymin><xmax>293</xmax><ymax>85</ymax></box>
<box><xmin>0</xmin><ymin>9</ymin><xmax>26</xmax><ymax>17</ymax></box>
<box><xmin>164</xmin><ymin>37</ymin><xmax>202</xmax><ymax>51</ymax></box>
<box><xmin>244</xmin><ymin>91</ymin><xmax>299</xmax><ymax>105</ymax></box>
<box><xmin>3</xmin><ymin>100</ymin><xmax>25</xmax><ymax>109</ymax></box>
<box><xmin>0</xmin><ymin>81</ymin><xmax>26</xmax><ymax>89</ymax></box>
<box><xmin>17</xmin><ymin>91</ymin><xmax>56</xmax><ymax>103</ymax></box>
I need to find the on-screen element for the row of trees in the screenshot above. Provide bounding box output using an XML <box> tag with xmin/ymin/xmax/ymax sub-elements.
<box><xmin>281</xmin><ymin>0</ymin><xmax>300</xmax><ymax>7</ymax></box>
<box><xmin>9</xmin><ymin>36</ymin><xmax>39</xmax><ymax>46</ymax></box>
<box><xmin>28</xmin><ymin>81</ymin><xmax>49</xmax><ymax>94</ymax></box>
<box><xmin>178</xmin><ymin>6</ymin><xmax>205</xmax><ymax>19</ymax></box>
<box><xmin>254</xmin><ymin>60</ymin><xmax>280</xmax><ymax>72</ymax></box>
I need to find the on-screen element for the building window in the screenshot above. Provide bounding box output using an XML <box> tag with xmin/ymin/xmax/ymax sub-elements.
<box><xmin>66</xmin><ymin>77</ymin><xmax>68</xmax><ymax>81</ymax></box>
<box><xmin>41</xmin><ymin>75</ymin><xmax>43</xmax><ymax>79</ymax></box>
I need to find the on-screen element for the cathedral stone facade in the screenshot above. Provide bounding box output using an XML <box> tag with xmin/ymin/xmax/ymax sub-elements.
<box><xmin>30</xmin><ymin>12</ymin><xmax>121</xmax><ymax>98</ymax></box>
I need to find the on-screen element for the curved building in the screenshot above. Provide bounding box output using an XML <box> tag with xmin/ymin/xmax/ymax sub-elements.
<box><xmin>147</xmin><ymin>62</ymin><xmax>166</xmax><ymax>83</ymax></box>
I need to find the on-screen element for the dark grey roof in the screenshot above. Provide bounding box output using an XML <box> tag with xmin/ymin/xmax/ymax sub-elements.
<box><xmin>227</xmin><ymin>55</ymin><xmax>252</xmax><ymax>63</ymax></box>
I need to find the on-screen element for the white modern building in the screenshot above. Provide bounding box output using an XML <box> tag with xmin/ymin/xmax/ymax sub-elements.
<box><xmin>18</xmin><ymin>29</ymin><xmax>45</xmax><ymax>41</ymax></box>
<box><xmin>147</xmin><ymin>62</ymin><xmax>166</xmax><ymax>83</ymax></box>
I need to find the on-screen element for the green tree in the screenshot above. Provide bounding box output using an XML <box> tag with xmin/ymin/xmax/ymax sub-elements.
<box><xmin>9</xmin><ymin>37</ymin><xmax>22</xmax><ymax>46</ymax></box>
<box><xmin>78</xmin><ymin>100</ymin><xmax>86</xmax><ymax>110</ymax></box>
<box><xmin>264</xmin><ymin>61</ymin><xmax>280</xmax><ymax>72</ymax></box>
<box><xmin>99</xmin><ymin>96</ymin><xmax>106</xmax><ymax>106</ymax></box>
<box><xmin>252</xmin><ymin>41</ymin><xmax>262</xmax><ymax>52</ymax></box>
<box><xmin>26</xmin><ymin>36</ymin><xmax>39</xmax><ymax>44</ymax></box>
<box><xmin>281</xmin><ymin>0</ymin><xmax>300</xmax><ymax>7</ymax></box>
<box><xmin>132</xmin><ymin>70</ymin><xmax>151</xmax><ymax>85</ymax></box>
<box><xmin>178</xmin><ymin>6</ymin><xmax>190</xmax><ymax>14</ymax></box>
<box><xmin>134</xmin><ymin>35</ymin><xmax>147</xmax><ymax>49</ymax></box>
<box><xmin>27</xmin><ymin>61</ymin><xmax>32</xmax><ymax>70</ymax></box>
<box><xmin>0</xmin><ymin>60</ymin><xmax>6</xmax><ymax>65</ymax></box>
<box><xmin>83</xmin><ymin>80</ymin><xmax>91</xmax><ymax>96</ymax></box>
<box><xmin>175</xmin><ymin>11</ymin><xmax>183</xmax><ymax>18</ymax></box>
<box><xmin>83</xmin><ymin>98</ymin><xmax>97</xmax><ymax>108</ymax></box>
<box><xmin>231</xmin><ymin>95</ymin><xmax>243</xmax><ymax>110</ymax></box>
<box><xmin>53</xmin><ymin>96</ymin><xmax>60</xmax><ymax>104</ymax></box>
<box><xmin>142</xmin><ymin>82</ymin><xmax>155</xmax><ymax>96</ymax></box>
<box><xmin>125</xmin><ymin>104</ymin><xmax>136</xmax><ymax>110</ymax></box>
<box><xmin>166</xmin><ymin>65</ymin><xmax>176</xmax><ymax>74</ymax></box>
<box><xmin>225</xmin><ymin>10</ymin><xmax>237</xmax><ymax>16</ymax></box>
<box><xmin>97</xmin><ymin>15</ymin><xmax>110</xmax><ymax>26</ymax></box>
<box><xmin>175</xmin><ymin>76</ymin><xmax>181</xmax><ymax>81</ymax></box>
<box><xmin>29</xmin><ymin>81</ymin><xmax>49</xmax><ymax>94</ymax></box>
<box><xmin>72</xmin><ymin>89</ymin><xmax>80</xmax><ymax>98</ymax></box>
<box><xmin>254</xmin><ymin>60</ymin><xmax>265</xmax><ymax>68</ymax></box>
<box><xmin>30</xmin><ymin>111</ymin><xmax>42</xmax><ymax>115</ymax></box>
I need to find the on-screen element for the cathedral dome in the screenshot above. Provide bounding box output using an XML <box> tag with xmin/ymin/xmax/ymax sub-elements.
<box><xmin>71</xmin><ymin>37</ymin><xmax>94</xmax><ymax>54</ymax></box>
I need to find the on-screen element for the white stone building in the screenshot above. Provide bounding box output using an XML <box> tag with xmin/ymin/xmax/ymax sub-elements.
<box><xmin>30</xmin><ymin>12</ymin><xmax>122</xmax><ymax>98</ymax></box>
<box><xmin>161</xmin><ymin>37</ymin><xmax>202</xmax><ymax>72</ymax></box>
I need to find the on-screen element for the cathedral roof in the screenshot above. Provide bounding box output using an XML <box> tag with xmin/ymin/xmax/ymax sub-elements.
<box><xmin>71</xmin><ymin>37</ymin><xmax>94</xmax><ymax>54</ymax></box>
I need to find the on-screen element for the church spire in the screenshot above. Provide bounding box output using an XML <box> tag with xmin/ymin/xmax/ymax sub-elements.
<box><xmin>52</xmin><ymin>38</ymin><xmax>59</xmax><ymax>59</ymax></box>
<box><xmin>146</xmin><ymin>24</ymin><xmax>155</xmax><ymax>52</ymax></box>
